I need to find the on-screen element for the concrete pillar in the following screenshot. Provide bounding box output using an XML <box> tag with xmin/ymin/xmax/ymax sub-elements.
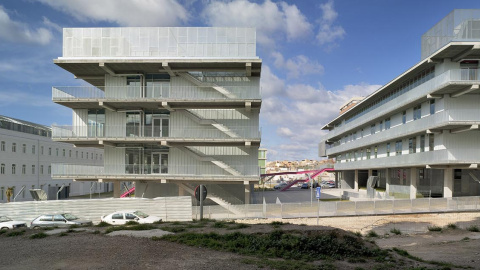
<box><xmin>113</xmin><ymin>181</ymin><xmax>121</xmax><ymax>198</ymax></box>
<box><xmin>386</xmin><ymin>168</ymin><xmax>391</xmax><ymax>195</ymax></box>
<box><xmin>444</xmin><ymin>168</ymin><xmax>453</xmax><ymax>198</ymax></box>
<box><xmin>244</xmin><ymin>182</ymin><xmax>251</xmax><ymax>204</ymax></box>
<box><xmin>368</xmin><ymin>169</ymin><xmax>373</xmax><ymax>177</ymax></box>
<box><xmin>410</xmin><ymin>168</ymin><xmax>418</xmax><ymax>199</ymax></box>
<box><xmin>335</xmin><ymin>172</ymin><xmax>339</xmax><ymax>189</ymax></box>
<box><xmin>354</xmin><ymin>170</ymin><xmax>359</xmax><ymax>191</ymax></box>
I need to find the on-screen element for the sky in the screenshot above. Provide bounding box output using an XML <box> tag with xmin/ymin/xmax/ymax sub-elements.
<box><xmin>0</xmin><ymin>0</ymin><xmax>479</xmax><ymax>161</ymax></box>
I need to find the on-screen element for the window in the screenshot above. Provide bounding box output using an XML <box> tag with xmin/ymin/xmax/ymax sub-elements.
<box><xmin>386</xmin><ymin>143</ymin><xmax>391</xmax><ymax>157</ymax></box>
<box><xmin>53</xmin><ymin>215</ymin><xmax>65</xmax><ymax>222</ymax></box>
<box><xmin>32</xmin><ymin>165</ymin><xmax>35</xmax><ymax>174</ymax></box>
<box><xmin>360</xmin><ymin>149</ymin><xmax>364</xmax><ymax>160</ymax></box>
<box><xmin>48</xmin><ymin>166</ymin><xmax>51</xmax><ymax>174</ymax></box>
<box><xmin>0</xmin><ymin>164</ymin><xmax>4</xmax><ymax>174</ymax></box>
<box><xmin>429</xmin><ymin>134</ymin><xmax>434</xmax><ymax>151</ymax></box>
<box><xmin>336</xmin><ymin>155</ymin><xmax>341</xmax><ymax>163</ymax></box>
<box><xmin>69</xmin><ymin>150</ymin><xmax>72</xmax><ymax>157</ymax></box>
<box><xmin>413</xmin><ymin>105</ymin><xmax>421</xmax><ymax>120</ymax></box>
<box><xmin>41</xmin><ymin>146</ymin><xmax>44</xmax><ymax>155</ymax></box>
<box><xmin>112</xmin><ymin>213</ymin><xmax>123</xmax><ymax>219</ymax></box>
<box><xmin>95</xmin><ymin>154</ymin><xmax>98</xmax><ymax>160</ymax></box>
<box><xmin>22</xmin><ymin>165</ymin><xmax>26</xmax><ymax>174</ymax></box>
<box><xmin>385</xmin><ymin>118</ymin><xmax>391</xmax><ymax>130</ymax></box>
<box><xmin>370</xmin><ymin>124</ymin><xmax>375</xmax><ymax>135</ymax></box>
<box><xmin>360</xmin><ymin>129</ymin><xmax>363</xmax><ymax>138</ymax></box>
<box><xmin>409</xmin><ymin>137</ymin><xmax>416</xmax><ymax>154</ymax></box>
<box><xmin>91</xmin><ymin>153</ymin><xmax>93</xmax><ymax>159</ymax></box>
<box><xmin>40</xmin><ymin>165</ymin><xmax>44</xmax><ymax>174</ymax></box>
<box><xmin>12</xmin><ymin>143</ymin><xmax>16</xmax><ymax>152</ymax></box>
<box><xmin>125</xmin><ymin>213</ymin><xmax>136</xmax><ymax>220</ymax></box>
<box><xmin>22</xmin><ymin>144</ymin><xmax>26</xmax><ymax>153</ymax></box>
<box><xmin>48</xmin><ymin>147</ymin><xmax>52</xmax><ymax>155</ymax></box>
<box><xmin>420</xmin><ymin>135</ymin><xmax>425</xmax><ymax>152</ymax></box>
<box><xmin>1</xmin><ymin>141</ymin><xmax>5</xmax><ymax>151</ymax></box>
<box><xmin>430</xmin><ymin>100</ymin><xmax>435</xmax><ymax>115</ymax></box>
<box><xmin>56</xmin><ymin>148</ymin><xmax>59</xmax><ymax>156</ymax></box>
<box><xmin>395</xmin><ymin>140</ymin><xmax>402</xmax><ymax>155</ymax></box>
<box><xmin>12</xmin><ymin>164</ymin><xmax>16</xmax><ymax>174</ymax></box>
<box><xmin>76</xmin><ymin>151</ymin><xmax>78</xmax><ymax>158</ymax></box>
<box><xmin>354</xmin><ymin>151</ymin><xmax>358</xmax><ymax>161</ymax></box>
<box><xmin>63</xmin><ymin>149</ymin><xmax>65</xmax><ymax>157</ymax></box>
<box><xmin>32</xmin><ymin>145</ymin><xmax>36</xmax><ymax>154</ymax></box>
<box><xmin>402</xmin><ymin>111</ymin><xmax>406</xmax><ymax>124</ymax></box>
<box><xmin>353</xmin><ymin>132</ymin><xmax>356</xmax><ymax>140</ymax></box>
<box><xmin>374</xmin><ymin>146</ymin><xmax>378</xmax><ymax>158</ymax></box>
<box><xmin>81</xmin><ymin>152</ymin><xmax>84</xmax><ymax>159</ymax></box>
<box><xmin>379</xmin><ymin>121</ymin><xmax>383</xmax><ymax>131</ymax></box>
<box><xmin>366</xmin><ymin>148</ymin><xmax>371</xmax><ymax>159</ymax></box>
<box><xmin>454</xmin><ymin>169</ymin><xmax>462</xmax><ymax>180</ymax></box>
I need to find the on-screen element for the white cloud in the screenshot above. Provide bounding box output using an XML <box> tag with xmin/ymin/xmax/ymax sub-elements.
<box><xmin>0</xmin><ymin>6</ymin><xmax>52</xmax><ymax>45</ymax></box>
<box><xmin>42</xmin><ymin>16</ymin><xmax>62</xmax><ymax>33</ymax></box>
<box><xmin>202</xmin><ymin>0</ymin><xmax>312</xmax><ymax>46</ymax></box>
<box><xmin>35</xmin><ymin>0</ymin><xmax>189</xmax><ymax>26</ymax></box>
<box><xmin>272</xmin><ymin>52</ymin><xmax>324</xmax><ymax>79</ymax></box>
<box><xmin>0</xmin><ymin>90</ymin><xmax>56</xmax><ymax>108</ymax></box>
<box><xmin>316</xmin><ymin>0</ymin><xmax>345</xmax><ymax>46</ymax></box>
<box><xmin>260</xmin><ymin>65</ymin><xmax>286</xmax><ymax>98</ymax></box>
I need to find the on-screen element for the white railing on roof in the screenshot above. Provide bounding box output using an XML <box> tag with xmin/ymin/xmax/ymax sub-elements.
<box><xmin>62</xmin><ymin>27</ymin><xmax>257</xmax><ymax>58</ymax></box>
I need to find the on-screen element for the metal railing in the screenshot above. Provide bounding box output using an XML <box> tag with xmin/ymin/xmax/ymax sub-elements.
<box><xmin>51</xmin><ymin>125</ymin><xmax>261</xmax><ymax>140</ymax></box>
<box><xmin>52</xmin><ymin>85</ymin><xmax>261</xmax><ymax>100</ymax></box>
<box><xmin>52</xmin><ymin>164</ymin><xmax>261</xmax><ymax>177</ymax></box>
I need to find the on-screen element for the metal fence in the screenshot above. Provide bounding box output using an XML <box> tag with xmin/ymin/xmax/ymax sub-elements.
<box><xmin>193</xmin><ymin>196</ymin><xmax>480</xmax><ymax>220</ymax></box>
<box><xmin>0</xmin><ymin>196</ymin><xmax>192</xmax><ymax>224</ymax></box>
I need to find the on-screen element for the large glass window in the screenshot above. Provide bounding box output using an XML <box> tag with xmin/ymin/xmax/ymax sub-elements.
<box><xmin>366</xmin><ymin>148</ymin><xmax>371</xmax><ymax>159</ymax></box>
<box><xmin>386</xmin><ymin>143</ymin><xmax>390</xmax><ymax>157</ymax></box>
<box><xmin>88</xmin><ymin>109</ymin><xmax>105</xmax><ymax>137</ymax></box>
<box><xmin>429</xmin><ymin>134</ymin><xmax>434</xmax><ymax>151</ymax></box>
<box><xmin>413</xmin><ymin>105</ymin><xmax>421</xmax><ymax>120</ymax></box>
<box><xmin>370</xmin><ymin>124</ymin><xmax>375</xmax><ymax>135</ymax></box>
<box><xmin>409</xmin><ymin>137</ymin><xmax>416</xmax><ymax>153</ymax></box>
<box><xmin>145</xmin><ymin>74</ymin><xmax>170</xmax><ymax>98</ymax></box>
<box><xmin>402</xmin><ymin>111</ymin><xmax>406</xmax><ymax>124</ymax></box>
<box><xmin>126</xmin><ymin>76</ymin><xmax>142</xmax><ymax>98</ymax></box>
<box><xmin>144</xmin><ymin>110</ymin><xmax>170</xmax><ymax>138</ymax></box>
<box><xmin>22</xmin><ymin>144</ymin><xmax>26</xmax><ymax>153</ymax></box>
<box><xmin>1</xmin><ymin>141</ymin><xmax>4</xmax><ymax>151</ymax></box>
<box><xmin>22</xmin><ymin>165</ymin><xmax>26</xmax><ymax>174</ymax></box>
<box><xmin>430</xmin><ymin>100</ymin><xmax>435</xmax><ymax>115</ymax></box>
<box><xmin>126</xmin><ymin>112</ymin><xmax>142</xmax><ymax>137</ymax></box>
<box><xmin>0</xmin><ymin>164</ymin><xmax>4</xmax><ymax>174</ymax></box>
<box><xmin>12</xmin><ymin>143</ymin><xmax>16</xmax><ymax>152</ymax></box>
<box><xmin>420</xmin><ymin>135</ymin><xmax>425</xmax><ymax>152</ymax></box>
<box><xmin>395</xmin><ymin>140</ymin><xmax>402</xmax><ymax>155</ymax></box>
<box><xmin>374</xmin><ymin>146</ymin><xmax>378</xmax><ymax>158</ymax></box>
<box><xmin>385</xmin><ymin>118</ymin><xmax>391</xmax><ymax>130</ymax></box>
<box><xmin>12</xmin><ymin>164</ymin><xmax>16</xmax><ymax>174</ymax></box>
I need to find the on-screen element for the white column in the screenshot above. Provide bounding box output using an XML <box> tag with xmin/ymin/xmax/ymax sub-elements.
<box><xmin>386</xmin><ymin>168</ymin><xmax>391</xmax><ymax>195</ymax></box>
<box><xmin>244</xmin><ymin>182</ymin><xmax>251</xmax><ymax>204</ymax></box>
<box><xmin>354</xmin><ymin>170</ymin><xmax>359</xmax><ymax>191</ymax></box>
<box><xmin>444</xmin><ymin>168</ymin><xmax>453</xmax><ymax>198</ymax></box>
<box><xmin>410</xmin><ymin>168</ymin><xmax>418</xmax><ymax>199</ymax></box>
<box><xmin>113</xmin><ymin>181</ymin><xmax>121</xmax><ymax>198</ymax></box>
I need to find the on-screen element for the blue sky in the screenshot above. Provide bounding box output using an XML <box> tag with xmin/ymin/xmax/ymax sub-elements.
<box><xmin>0</xmin><ymin>0</ymin><xmax>479</xmax><ymax>161</ymax></box>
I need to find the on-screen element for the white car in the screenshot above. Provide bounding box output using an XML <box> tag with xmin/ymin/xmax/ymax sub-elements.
<box><xmin>0</xmin><ymin>216</ymin><xmax>27</xmax><ymax>230</ymax></box>
<box><xmin>101</xmin><ymin>210</ymin><xmax>161</xmax><ymax>225</ymax></box>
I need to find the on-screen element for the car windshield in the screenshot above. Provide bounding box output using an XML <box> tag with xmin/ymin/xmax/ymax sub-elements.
<box><xmin>0</xmin><ymin>216</ymin><xmax>12</xmax><ymax>222</ymax></box>
<box><xmin>62</xmin><ymin>213</ymin><xmax>78</xmax><ymax>221</ymax></box>
<box><xmin>133</xmin><ymin>211</ymin><xmax>149</xmax><ymax>218</ymax></box>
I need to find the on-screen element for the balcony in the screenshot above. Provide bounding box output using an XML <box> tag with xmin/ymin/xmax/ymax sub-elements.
<box><xmin>52</xmin><ymin>164</ymin><xmax>260</xmax><ymax>182</ymax></box>
<box><xmin>51</xmin><ymin>125</ymin><xmax>261</xmax><ymax>146</ymax></box>
<box><xmin>334</xmin><ymin>148</ymin><xmax>479</xmax><ymax>170</ymax></box>
<box><xmin>323</xmin><ymin>69</ymin><xmax>480</xmax><ymax>142</ymax></box>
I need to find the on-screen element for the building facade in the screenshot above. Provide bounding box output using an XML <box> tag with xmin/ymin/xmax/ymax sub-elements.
<box><xmin>320</xmin><ymin>10</ymin><xmax>480</xmax><ymax>199</ymax></box>
<box><xmin>0</xmin><ymin>115</ymin><xmax>105</xmax><ymax>202</ymax></box>
<box><xmin>51</xmin><ymin>27</ymin><xmax>262</xmax><ymax>204</ymax></box>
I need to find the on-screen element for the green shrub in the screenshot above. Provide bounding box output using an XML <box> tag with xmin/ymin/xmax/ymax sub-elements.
<box><xmin>390</xmin><ymin>228</ymin><xmax>401</xmax><ymax>235</ymax></box>
<box><xmin>69</xmin><ymin>224</ymin><xmax>80</xmax><ymax>229</ymax></box>
<box><xmin>6</xmin><ymin>230</ymin><xmax>25</xmax><ymax>237</ymax></box>
<box><xmin>105</xmin><ymin>224</ymin><xmax>156</xmax><ymax>234</ymax></box>
<box><xmin>95</xmin><ymin>221</ymin><xmax>111</xmax><ymax>227</ymax></box>
<box><xmin>30</xmin><ymin>232</ymin><xmax>48</xmax><ymax>239</ymax></box>
<box><xmin>59</xmin><ymin>232</ymin><xmax>68</xmax><ymax>237</ymax></box>
<box><xmin>427</xmin><ymin>226</ymin><xmax>442</xmax><ymax>232</ymax></box>
<box><xmin>353</xmin><ymin>231</ymin><xmax>362</xmax><ymax>237</ymax></box>
<box><xmin>227</xmin><ymin>223</ymin><xmax>250</xmax><ymax>230</ymax></box>
<box><xmin>446</xmin><ymin>223</ymin><xmax>457</xmax><ymax>229</ymax></box>
<box><xmin>367</xmin><ymin>230</ymin><xmax>378</xmax><ymax>238</ymax></box>
<box><xmin>125</xmin><ymin>221</ymin><xmax>139</xmax><ymax>226</ymax></box>
<box><xmin>467</xmin><ymin>225</ymin><xmax>479</xmax><ymax>232</ymax></box>
<box><xmin>160</xmin><ymin>226</ymin><xmax>186</xmax><ymax>233</ymax></box>
<box><xmin>92</xmin><ymin>230</ymin><xmax>100</xmax><ymax>234</ymax></box>
<box><xmin>212</xmin><ymin>221</ymin><xmax>228</xmax><ymax>228</ymax></box>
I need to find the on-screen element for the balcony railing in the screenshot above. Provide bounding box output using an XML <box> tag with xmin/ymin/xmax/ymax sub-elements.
<box><xmin>51</xmin><ymin>125</ymin><xmax>261</xmax><ymax>140</ymax></box>
<box><xmin>52</xmin><ymin>164</ymin><xmax>260</xmax><ymax>177</ymax></box>
<box><xmin>52</xmin><ymin>85</ymin><xmax>261</xmax><ymax>100</ymax></box>
<box><xmin>323</xmin><ymin>68</ymin><xmax>480</xmax><ymax>142</ymax></box>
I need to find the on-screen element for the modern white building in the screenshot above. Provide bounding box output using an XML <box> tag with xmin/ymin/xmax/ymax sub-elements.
<box><xmin>0</xmin><ymin>115</ymin><xmax>105</xmax><ymax>202</ymax></box>
<box><xmin>320</xmin><ymin>10</ymin><xmax>480</xmax><ymax>199</ymax></box>
<box><xmin>50</xmin><ymin>27</ymin><xmax>262</xmax><ymax>204</ymax></box>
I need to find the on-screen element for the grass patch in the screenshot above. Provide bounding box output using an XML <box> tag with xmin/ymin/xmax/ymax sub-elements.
<box><xmin>6</xmin><ymin>230</ymin><xmax>26</xmax><ymax>237</ymax></box>
<box><xmin>30</xmin><ymin>232</ymin><xmax>48</xmax><ymax>239</ymax></box>
<box><xmin>212</xmin><ymin>221</ymin><xmax>228</xmax><ymax>228</ymax></box>
<box><xmin>59</xmin><ymin>232</ymin><xmax>68</xmax><ymax>237</ymax></box>
<box><xmin>353</xmin><ymin>231</ymin><xmax>362</xmax><ymax>237</ymax></box>
<box><xmin>160</xmin><ymin>226</ymin><xmax>186</xmax><ymax>233</ymax></box>
<box><xmin>160</xmin><ymin>230</ymin><xmax>386</xmax><ymax>261</ymax></box>
<box><xmin>367</xmin><ymin>230</ymin><xmax>378</xmax><ymax>238</ymax></box>
<box><xmin>390</xmin><ymin>228</ymin><xmax>401</xmax><ymax>235</ymax></box>
<box><xmin>446</xmin><ymin>223</ymin><xmax>457</xmax><ymax>230</ymax></box>
<box><xmin>427</xmin><ymin>226</ymin><xmax>442</xmax><ymax>232</ymax></box>
<box><xmin>42</xmin><ymin>227</ymin><xmax>55</xmax><ymax>231</ymax></box>
<box><xmin>125</xmin><ymin>221</ymin><xmax>139</xmax><ymax>226</ymax></box>
<box><xmin>92</xmin><ymin>230</ymin><xmax>100</xmax><ymax>234</ymax></box>
<box><xmin>0</xmin><ymin>229</ymin><xmax>7</xmax><ymax>235</ymax></box>
<box><xmin>105</xmin><ymin>224</ymin><xmax>156</xmax><ymax>234</ymax></box>
<box><xmin>69</xmin><ymin>224</ymin><xmax>81</xmax><ymax>229</ymax></box>
<box><xmin>462</xmin><ymin>237</ymin><xmax>470</xmax><ymax>241</ymax></box>
<box><xmin>153</xmin><ymin>220</ymin><xmax>163</xmax><ymax>224</ymax></box>
<box><xmin>95</xmin><ymin>221</ymin><xmax>111</xmax><ymax>227</ymax></box>
<box><xmin>227</xmin><ymin>223</ymin><xmax>250</xmax><ymax>230</ymax></box>
<box><xmin>241</xmin><ymin>258</ymin><xmax>331</xmax><ymax>270</ymax></box>
<box><xmin>185</xmin><ymin>223</ymin><xmax>207</xmax><ymax>229</ymax></box>
<box><xmin>467</xmin><ymin>225</ymin><xmax>479</xmax><ymax>232</ymax></box>
<box><xmin>393</xmin><ymin>248</ymin><xmax>461</xmax><ymax>269</ymax></box>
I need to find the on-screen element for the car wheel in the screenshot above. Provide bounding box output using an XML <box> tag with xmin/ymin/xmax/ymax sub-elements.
<box><xmin>0</xmin><ymin>227</ymin><xmax>8</xmax><ymax>230</ymax></box>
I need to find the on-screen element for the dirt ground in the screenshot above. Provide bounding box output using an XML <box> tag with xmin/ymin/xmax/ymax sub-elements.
<box><xmin>1</xmin><ymin>212</ymin><xmax>480</xmax><ymax>270</ymax></box>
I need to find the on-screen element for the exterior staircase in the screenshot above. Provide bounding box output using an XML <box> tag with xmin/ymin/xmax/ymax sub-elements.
<box><xmin>177</xmin><ymin>72</ymin><xmax>237</xmax><ymax>99</ymax></box>
<box><xmin>177</xmin><ymin>146</ymin><xmax>242</xmax><ymax>176</ymax></box>
<box><xmin>182</xmin><ymin>109</ymin><xmax>240</xmax><ymax>138</ymax></box>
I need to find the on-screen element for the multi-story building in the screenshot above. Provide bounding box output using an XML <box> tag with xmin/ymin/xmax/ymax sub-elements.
<box><xmin>50</xmin><ymin>27</ymin><xmax>262</xmax><ymax>204</ymax></box>
<box><xmin>0</xmin><ymin>115</ymin><xmax>105</xmax><ymax>202</ymax></box>
<box><xmin>320</xmin><ymin>10</ymin><xmax>480</xmax><ymax>199</ymax></box>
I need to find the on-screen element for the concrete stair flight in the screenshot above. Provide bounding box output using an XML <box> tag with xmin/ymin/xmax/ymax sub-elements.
<box><xmin>177</xmin><ymin>146</ymin><xmax>242</xmax><ymax>176</ymax></box>
<box><xmin>183</xmin><ymin>109</ymin><xmax>240</xmax><ymax>138</ymax></box>
<box><xmin>178</xmin><ymin>72</ymin><xmax>237</xmax><ymax>99</ymax></box>
<box><xmin>211</xmin><ymin>160</ymin><xmax>242</xmax><ymax>176</ymax></box>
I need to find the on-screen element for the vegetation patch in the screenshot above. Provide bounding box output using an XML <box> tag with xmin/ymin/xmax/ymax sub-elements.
<box><xmin>105</xmin><ymin>224</ymin><xmax>156</xmax><ymax>234</ymax></box>
<box><xmin>367</xmin><ymin>230</ymin><xmax>378</xmax><ymax>238</ymax></box>
<box><xmin>446</xmin><ymin>223</ymin><xmax>457</xmax><ymax>230</ymax></box>
<box><xmin>427</xmin><ymin>226</ymin><xmax>442</xmax><ymax>232</ymax></box>
<box><xmin>466</xmin><ymin>225</ymin><xmax>479</xmax><ymax>232</ymax></box>
<box><xmin>6</xmin><ymin>230</ymin><xmax>26</xmax><ymax>237</ymax></box>
<box><xmin>212</xmin><ymin>221</ymin><xmax>228</xmax><ymax>228</ymax></box>
<box><xmin>0</xmin><ymin>229</ymin><xmax>7</xmax><ymax>235</ymax></box>
<box><xmin>30</xmin><ymin>232</ymin><xmax>48</xmax><ymax>239</ymax></box>
<box><xmin>160</xmin><ymin>226</ymin><xmax>186</xmax><ymax>233</ymax></box>
<box><xmin>392</xmin><ymin>248</ymin><xmax>464</xmax><ymax>269</ymax></box>
<box><xmin>125</xmin><ymin>221</ymin><xmax>139</xmax><ymax>226</ymax></box>
<box><xmin>390</xmin><ymin>228</ymin><xmax>402</xmax><ymax>235</ymax></box>
<box><xmin>69</xmin><ymin>224</ymin><xmax>81</xmax><ymax>229</ymax></box>
<box><xmin>241</xmin><ymin>258</ymin><xmax>335</xmax><ymax>270</ymax></box>
<box><xmin>42</xmin><ymin>227</ymin><xmax>55</xmax><ymax>231</ymax></box>
<box><xmin>95</xmin><ymin>221</ymin><xmax>111</xmax><ymax>227</ymax></box>
<box><xmin>227</xmin><ymin>223</ymin><xmax>250</xmax><ymax>230</ymax></box>
<box><xmin>59</xmin><ymin>232</ymin><xmax>68</xmax><ymax>237</ymax></box>
<box><xmin>160</xmin><ymin>229</ymin><xmax>386</xmax><ymax>261</ymax></box>
<box><xmin>92</xmin><ymin>230</ymin><xmax>100</xmax><ymax>235</ymax></box>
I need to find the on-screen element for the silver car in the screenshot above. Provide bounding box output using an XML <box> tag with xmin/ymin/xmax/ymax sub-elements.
<box><xmin>0</xmin><ymin>216</ymin><xmax>27</xmax><ymax>230</ymax></box>
<box><xmin>30</xmin><ymin>213</ymin><xmax>92</xmax><ymax>229</ymax></box>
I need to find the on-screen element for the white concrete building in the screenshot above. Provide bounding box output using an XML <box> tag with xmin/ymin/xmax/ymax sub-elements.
<box><xmin>320</xmin><ymin>10</ymin><xmax>480</xmax><ymax>199</ymax></box>
<box><xmin>0</xmin><ymin>115</ymin><xmax>105</xmax><ymax>202</ymax></box>
<box><xmin>50</xmin><ymin>27</ymin><xmax>261</xmax><ymax>204</ymax></box>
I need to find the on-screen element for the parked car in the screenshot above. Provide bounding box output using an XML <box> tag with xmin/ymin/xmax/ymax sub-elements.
<box><xmin>31</xmin><ymin>213</ymin><xmax>92</xmax><ymax>229</ymax></box>
<box><xmin>0</xmin><ymin>216</ymin><xmax>27</xmax><ymax>230</ymax></box>
<box><xmin>301</xmin><ymin>183</ymin><xmax>310</xmax><ymax>189</ymax></box>
<box><xmin>274</xmin><ymin>182</ymin><xmax>288</xmax><ymax>190</ymax></box>
<box><xmin>101</xmin><ymin>210</ymin><xmax>161</xmax><ymax>225</ymax></box>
